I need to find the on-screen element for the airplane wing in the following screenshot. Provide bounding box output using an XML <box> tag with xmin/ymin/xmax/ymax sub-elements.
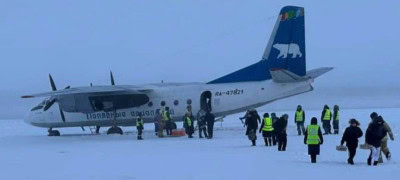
<box><xmin>21</xmin><ymin>85</ymin><xmax>153</xmax><ymax>98</ymax></box>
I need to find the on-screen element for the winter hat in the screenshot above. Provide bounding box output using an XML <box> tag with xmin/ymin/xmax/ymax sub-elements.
<box><xmin>263</xmin><ymin>113</ymin><xmax>269</xmax><ymax>118</ymax></box>
<box><xmin>370</xmin><ymin>112</ymin><xmax>378</xmax><ymax>119</ymax></box>
<box><xmin>349</xmin><ymin>119</ymin><xmax>360</xmax><ymax>126</ymax></box>
<box><xmin>311</xmin><ymin>117</ymin><xmax>318</xmax><ymax>125</ymax></box>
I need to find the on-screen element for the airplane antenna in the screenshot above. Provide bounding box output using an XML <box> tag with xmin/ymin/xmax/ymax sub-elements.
<box><xmin>110</xmin><ymin>71</ymin><xmax>115</xmax><ymax>86</ymax></box>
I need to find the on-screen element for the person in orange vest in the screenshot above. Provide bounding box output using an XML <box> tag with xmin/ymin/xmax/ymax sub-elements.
<box><xmin>304</xmin><ymin>117</ymin><xmax>324</xmax><ymax>163</ymax></box>
<box><xmin>259</xmin><ymin>113</ymin><xmax>274</xmax><ymax>146</ymax></box>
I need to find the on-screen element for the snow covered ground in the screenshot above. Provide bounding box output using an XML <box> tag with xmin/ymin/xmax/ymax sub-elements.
<box><xmin>0</xmin><ymin>108</ymin><xmax>399</xmax><ymax>180</ymax></box>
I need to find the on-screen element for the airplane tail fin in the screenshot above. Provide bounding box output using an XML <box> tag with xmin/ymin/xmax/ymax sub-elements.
<box><xmin>208</xmin><ymin>6</ymin><xmax>307</xmax><ymax>84</ymax></box>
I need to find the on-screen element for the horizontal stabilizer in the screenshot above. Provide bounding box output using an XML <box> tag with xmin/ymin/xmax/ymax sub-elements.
<box><xmin>270</xmin><ymin>69</ymin><xmax>308</xmax><ymax>83</ymax></box>
<box><xmin>305</xmin><ymin>67</ymin><xmax>334</xmax><ymax>79</ymax></box>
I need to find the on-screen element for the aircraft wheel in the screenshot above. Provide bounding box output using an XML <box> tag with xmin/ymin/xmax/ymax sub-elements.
<box><xmin>48</xmin><ymin>130</ymin><xmax>61</xmax><ymax>136</ymax></box>
<box><xmin>107</xmin><ymin>127</ymin><xmax>123</xmax><ymax>135</ymax></box>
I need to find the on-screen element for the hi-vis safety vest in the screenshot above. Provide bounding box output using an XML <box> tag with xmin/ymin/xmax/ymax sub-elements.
<box><xmin>296</xmin><ymin>111</ymin><xmax>304</xmax><ymax>122</ymax></box>
<box><xmin>307</xmin><ymin>125</ymin><xmax>320</xmax><ymax>145</ymax></box>
<box><xmin>136</xmin><ymin>118</ymin><xmax>144</xmax><ymax>127</ymax></box>
<box><xmin>323</xmin><ymin>109</ymin><xmax>331</xmax><ymax>120</ymax></box>
<box><xmin>262</xmin><ymin>117</ymin><xmax>274</xmax><ymax>131</ymax></box>
<box><xmin>186</xmin><ymin>117</ymin><xmax>192</xmax><ymax>127</ymax></box>
<box><xmin>335</xmin><ymin>111</ymin><xmax>339</xmax><ymax>121</ymax></box>
<box><xmin>163</xmin><ymin>111</ymin><xmax>170</xmax><ymax>121</ymax></box>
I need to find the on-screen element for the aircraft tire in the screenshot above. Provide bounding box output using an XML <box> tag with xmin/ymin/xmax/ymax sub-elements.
<box><xmin>107</xmin><ymin>127</ymin><xmax>123</xmax><ymax>135</ymax></box>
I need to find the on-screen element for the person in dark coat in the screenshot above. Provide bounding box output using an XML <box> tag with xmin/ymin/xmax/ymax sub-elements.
<box><xmin>205</xmin><ymin>110</ymin><xmax>215</xmax><ymax>139</ymax></box>
<box><xmin>275</xmin><ymin>114</ymin><xmax>288</xmax><ymax>151</ymax></box>
<box><xmin>245</xmin><ymin>109</ymin><xmax>259</xmax><ymax>146</ymax></box>
<box><xmin>183</xmin><ymin>112</ymin><xmax>195</xmax><ymax>138</ymax></box>
<box><xmin>333</xmin><ymin>105</ymin><xmax>340</xmax><ymax>134</ymax></box>
<box><xmin>341</xmin><ymin>119</ymin><xmax>363</xmax><ymax>165</ymax></box>
<box><xmin>304</xmin><ymin>117</ymin><xmax>324</xmax><ymax>163</ymax></box>
<box><xmin>271</xmin><ymin>113</ymin><xmax>279</xmax><ymax>146</ymax></box>
<box><xmin>365</xmin><ymin>116</ymin><xmax>388</xmax><ymax>166</ymax></box>
<box><xmin>197</xmin><ymin>110</ymin><xmax>208</xmax><ymax>138</ymax></box>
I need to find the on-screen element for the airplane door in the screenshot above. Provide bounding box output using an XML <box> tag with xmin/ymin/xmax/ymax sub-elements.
<box><xmin>200</xmin><ymin>91</ymin><xmax>212</xmax><ymax>112</ymax></box>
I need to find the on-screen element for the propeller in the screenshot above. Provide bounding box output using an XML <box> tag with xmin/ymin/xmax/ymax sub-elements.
<box><xmin>47</xmin><ymin>74</ymin><xmax>66</xmax><ymax>123</ymax></box>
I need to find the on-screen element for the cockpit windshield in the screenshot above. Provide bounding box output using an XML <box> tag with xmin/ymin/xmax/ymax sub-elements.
<box><xmin>31</xmin><ymin>100</ymin><xmax>47</xmax><ymax>111</ymax></box>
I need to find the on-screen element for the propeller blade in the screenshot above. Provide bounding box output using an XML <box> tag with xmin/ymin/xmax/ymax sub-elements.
<box><xmin>110</xmin><ymin>71</ymin><xmax>115</xmax><ymax>86</ymax></box>
<box><xmin>59</xmin><ymin>107</ymin><xmax>66</xmax><ymax>123</ymax></box>
<box><xmin>43</xmin><ymin>99</ymin><xmax>56</xmax><ymax>111</ymax></box>
<box><xmin>49</xmin><ymin>74</ymin><xmax>57</xmax><ymax>91</ymax></box>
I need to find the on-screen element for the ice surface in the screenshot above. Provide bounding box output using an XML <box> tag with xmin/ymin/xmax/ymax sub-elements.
<box><xmin>0</xmin><ymin>108</ymin><xmax>399</xmax><ymax>180</ymax></box>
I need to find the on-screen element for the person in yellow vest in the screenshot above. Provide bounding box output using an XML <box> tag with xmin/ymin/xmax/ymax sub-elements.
<box><xmin>183</xmin><ymin>112</ymin><xmax>195</xmax><ymax>138</ymax></box>
<box><xmin>294</xmin><ymin>105</ymin><xmax>306</xmax><ymax>136</ymax></box>
<box><xmin>163</xmin><ymin>106</ymin><xmax>173</xmax><ymax>135</ymax></box>
<box><xmin>304</xmin><ymin>117</ymin><xmax>324</xmax><ymax>163</ymax></box>
<box><xmin>136</xmin><ymin>113</ymin><xmax>144</xmax><ymax>140</ymax></box>
<box><xmin>333</xmin><ymin>105</ymin><xmax>340</xmax><ymax>134</ymax></box>
<box><xmin>321</xmin><ymin>105</ymin><xmax>332</xmax><ymax>135</ymax></box>
<box><xmin>259</xmin><ymin>113</ymin><xmax>274</xmax><ymax>146</ymax></box>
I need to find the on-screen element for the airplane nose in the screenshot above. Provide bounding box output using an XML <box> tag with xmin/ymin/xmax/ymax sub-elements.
<box><xmin>23</xmin><ymin>111</ymin><xmax>33</xmax><ymax>124</ymax></box>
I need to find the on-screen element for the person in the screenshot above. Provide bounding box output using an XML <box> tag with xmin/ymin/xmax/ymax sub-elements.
<box><xmin>136</xmin><ymin>113</ymin><xmax>144</xmax><ymax>140</ymax></box>
<box><xmin>197</xmin><ymin>110</ymin><xmax>208</xmax><ymax>138</ymax></box>
<box><xmin>183</xmin><ymin>112</ymin><xmax>195</xmax><ymax>138</ymax></box>
<box><xmin>163</xmin><ymin>107</ymin><xmax>173</xmax><ymax>136</ymax></box>
<box><xmin>205</xmin><ymin>110</ymin><xmax>215</xmax><ymax>139</ymax></box>
<box><xmin>304</xmin><ymin>117</ymin><xmax>324</xmax><ymax>163</ymax></box>
<box><xmin>271</xmin><ymin>113</ymin><xmax>279</xmax><ymax>146</ymax></box>
<box><xmin>378</xmin><ymin>116</ymin><xmax>394</xmax><ymax>162</ymax></box>
<box><xmin>259</xmin><ymin>113</ymin><xmax>274</xmax><ymax>146</ymax></box>
<box><xmin>365</xmin><ymin>116</ymin><xmax>388</xmax><ymax>166</ymax></box>
<box><xmin>294</xmin><ymin>105</ymin><xmax>306</xmax><ymax>136</ymax></box>
<box><xmin>239</xmin><ymin>110</ymin><xmax>250</xmax><ymax>124</ymax></box>
<box><xmin>321</xmin><ymin>105</ymin><xmax>332</xmax><ymax>135</ymax></box>
<box><xmin>333</xmin><ymin>105</ymin><xmax>340</xmax><ymax>134</ymax></box>
<box><xmin>245</xmin><ymin>109</ymin><xmax>259</xmax><ymax>146</ymax></box>
<box><xmin>340</xmin><ymin>119</ymin><xmax>363</xmax><ymax>165</ymax></box>
<box><xmin>275</xmin><ymin>114</ymin><xmax>288</xmax><ymax>151</ymax></box>
<box><xmin>154</xmin><ymin>109</ymin><xmax>164</xmax><ymax>137</ymax></box>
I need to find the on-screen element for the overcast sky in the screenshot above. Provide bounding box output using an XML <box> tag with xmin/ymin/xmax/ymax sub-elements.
<box><xmin>1</xmin><ymin>0</ymin><xmax>399</xmax><ymax>119</ymax></box>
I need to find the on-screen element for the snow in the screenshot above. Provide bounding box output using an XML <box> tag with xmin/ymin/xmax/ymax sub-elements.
<box><xmin>0</xmin><ymin>108</ymin><xmax>399</xmax><ymax>180</ymax></box>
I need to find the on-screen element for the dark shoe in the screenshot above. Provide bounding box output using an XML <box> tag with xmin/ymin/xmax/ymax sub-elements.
<box><xmin>373</xmin><ymin>161</ymin><xmax>378</xmax><ymax>166</ymax></box>
<box><xmin>348</xmin><ymin>159</ymin><xmax>354</xmax><ymax>165</ymax></box>
<box><xmin>368</xmin><ymin>158</ymin><xmax>372</xmax><ymax>166</ymax></box>
<box><xmin>385</xmin><ymin>152</ymin><xmax>391</xmax><ymax>160</ymax></box>
<box><xmin>311</xmin><ymin>160</ymin><xmax>316</xmax><ymax>163</ymax></box>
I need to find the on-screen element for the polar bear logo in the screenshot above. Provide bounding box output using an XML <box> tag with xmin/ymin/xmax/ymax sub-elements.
<box><xmin>273</xmin><ymin>43</ymin><xmax>302</xmax><ymax>59</ymax></box>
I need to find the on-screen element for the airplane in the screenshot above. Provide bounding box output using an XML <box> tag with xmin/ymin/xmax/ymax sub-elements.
<box><xmin>22</xmin><ymin>6</ymin><xmax>332</xmax><ymax>136</ymax></box>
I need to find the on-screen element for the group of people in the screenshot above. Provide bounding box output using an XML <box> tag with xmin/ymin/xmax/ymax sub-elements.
<box><xmin>136</xmin><ymin>105</ymin><xmax>216</xmax><ymax>140</ymax></box>
<box><xmin>340</xmin><ymin>112</ymin><xmax>394</xmax><ymax>166</ymax></box>
<box><xmin>242</xmin><ymin>105</ymin><xmax>395</xmax><ymax>166</ymax></box>
<box><xmin>182</xmin><ymin>105</ymin><xmax>216</xmax><ymax>139</ymax></box>
<box><xmin>242</xmin><ymin>109</ymin><xmax>288</xmax><ymax>151</ymax></box>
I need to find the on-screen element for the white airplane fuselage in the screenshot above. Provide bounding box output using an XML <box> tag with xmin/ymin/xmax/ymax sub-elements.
<box><xmin>25</xmin><ymin>79</ymin><xmax>313</xmax><ymax>128</ymax></box>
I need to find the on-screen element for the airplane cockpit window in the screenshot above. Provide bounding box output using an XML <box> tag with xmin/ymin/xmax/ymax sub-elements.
<box><xmin>31</xmin><ymin>100</ymin><xmax>46</xmax><ymax>111</ymax></box>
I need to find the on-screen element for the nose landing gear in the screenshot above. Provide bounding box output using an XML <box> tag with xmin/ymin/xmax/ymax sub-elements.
<box><xmin>48</xmin><ymin>128</ymin><xmax>60</xmax><ymax>136</ymax></box>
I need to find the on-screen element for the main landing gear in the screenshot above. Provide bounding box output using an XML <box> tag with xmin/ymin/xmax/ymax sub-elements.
<box><xmin>48</xmin><ymin>128</ymin><xmax>60</xmax><ymax>136</ymax></box>
<box><xmin>107</xmin><ymin>126</ymin><xmax>123</xmax><ymax>135</ymax></box>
